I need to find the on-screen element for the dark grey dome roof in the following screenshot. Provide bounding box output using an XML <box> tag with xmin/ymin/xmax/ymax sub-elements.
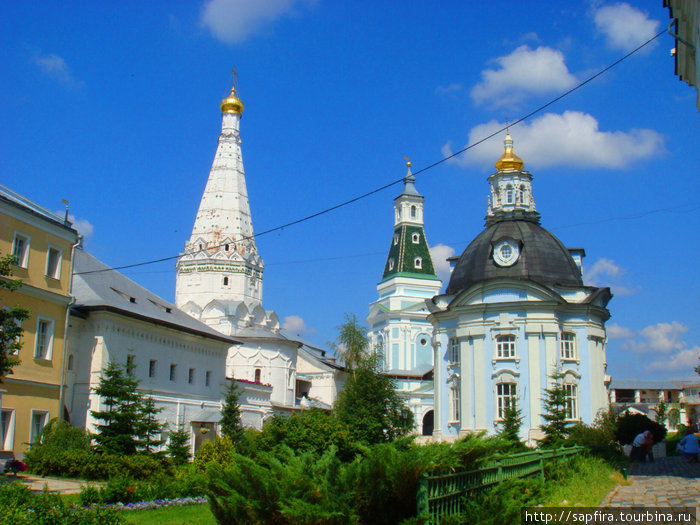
<box><xmin>446</xmin><ymin>219</ymin><xmax>583</xmax><ymax>294</ymax></box>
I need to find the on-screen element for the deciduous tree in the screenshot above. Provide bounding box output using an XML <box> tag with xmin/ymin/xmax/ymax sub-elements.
<box><xmin>0</xmin><ymin>253</ymin><xmax>30</xmax><ymax>382</ymax></box>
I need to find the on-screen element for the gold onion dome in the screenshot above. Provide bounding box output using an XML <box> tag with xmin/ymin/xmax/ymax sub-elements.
<box><xmin>220</xmin><ymin>85</ymin><xmax>244</xmax><ymax>114</ymax></box>
<box><xmin>494</xmin><ymin>132</ymin><xmax>524</xmax><ymax>171</ymax></box>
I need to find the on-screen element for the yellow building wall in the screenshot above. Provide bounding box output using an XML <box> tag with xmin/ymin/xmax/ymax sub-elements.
<box><xmin>1</xmin><ymin>200</ymin><xmax>77</xmax><ymax>457</ymax></box>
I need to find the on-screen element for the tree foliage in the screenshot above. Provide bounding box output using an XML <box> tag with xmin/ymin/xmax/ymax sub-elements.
<box><xmin>539</xmin><ymin>370</ymin><xmax>571</xmax><ymax>447</ymax></box>
<box><xmin>137</xmin><ymin>395</ymin><xmax>165</xmax><ymax>453</ymax></box>
<box><xmin>334</xmin><ymin>354</ymin><xmax>413</xmax><ymax>445</ymax></box>
<box><xmin>167</xmin><ymin>425</ymin><xmax>192</xmax><ymax>465</ymax></box>
<box><xmin>615</xmin><ymin>413</ymin><xmax>667</xmax><ymax>445</ymax></box>
<box><xmin>220</xmin><ymin>379</ymin><xmax>244</xmax><ymax>444</ymax></box>
<box><xmin>330</xmin><ymin>313</ymin><xmax>369</xmax><ymax>371</ymax></box>
<box><xmin>655</xmin><ymin>399</ymin><xmax>667</xmax><ymax>425</ymax></box>
<box><xmin>498</xmin><ymin>404</ymin><xmax>523</xmax><ymax>444</ymax></box>
<box><xmin>0</xmin><ymin>253</ymin><xmax>30</xmax><ymax>382</ymax></box>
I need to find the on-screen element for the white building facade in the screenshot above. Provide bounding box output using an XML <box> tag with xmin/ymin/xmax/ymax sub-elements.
<box><xmin>428</xmin><ymin>134</ymin><xmax>612</xmax><ymax>443</ymax></box>
<box><xmin>367</xmin><ymin>163</ymin><xmax>442</xmax><ymax>435</ymax></box>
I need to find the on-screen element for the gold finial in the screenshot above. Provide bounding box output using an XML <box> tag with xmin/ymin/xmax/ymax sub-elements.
<box><xmin>220</xmin><ymin>67</ymin><xmax>244</xmax><ymax>114</ymax></box>
<box><xmin>494</xmin><ymin>129</ymin><xmax>524</xmax><ymax>171</ymax></box>
<box><xmin>404</xmin><ymin>156</ymin><xmax>411</xmax><ymax>167</ymax></box>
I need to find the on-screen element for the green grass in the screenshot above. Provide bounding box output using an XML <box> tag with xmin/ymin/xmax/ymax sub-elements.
<box><xmin>543</xmin><ymin>456</ymin><xmax>624</xmax><ymax>507</ymax></box>
<box><xmin>122</xmin><ymin>503</ymin><xmax>216</xmax><ymax>525</ymax></box>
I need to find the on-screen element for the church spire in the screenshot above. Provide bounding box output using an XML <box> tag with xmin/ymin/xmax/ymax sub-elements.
<box><xmin>381</xmin><ymin>158</ymin><xmax>439</xmax><ymax>282</ymax></box>
<box><xmin>175</xmin><ymin>74</ymin><xmax>264</xmax><ymax>311</ymax></box>
<box><xmin>486</xmin><ymin>132</ymin><xmax>539</xmax><ymax>225</ymax></box>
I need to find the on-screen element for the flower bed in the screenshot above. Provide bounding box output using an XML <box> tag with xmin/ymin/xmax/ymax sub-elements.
<box><xmin>95</xmin><ymin>496</ymin><xmax>208</xmax><ymax>512</ymax></box>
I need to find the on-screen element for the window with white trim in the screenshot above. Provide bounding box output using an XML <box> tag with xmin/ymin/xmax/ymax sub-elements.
<box><xmin>45</xmin><ymin>246</ymin><xmax>62</xmax><ymax>279</ymax></box>
<box><xmin>448</xmin><ymin>337</ymin><xmax>459</xmax><ymax>364</ymax></box>
<box><xmin>1</xmin><ymin>409</ymin><xmax>14</xmax><ymax>451</ymax></box>
<box><xmin>412</xmin><ymin>232</ymin><xmax>420</xmax><ymax>244</ymax></box>
<box><xmin>414</xmin><ymin>257</ymin><xmax>422</xmax><ymax>269</ymax></box>
<box><xmin>496</xmin><ymin>382</ymin><xmax>517</xmax><ymax>420</ymax></box>
<box><xmin>393</xmin><ymin>234</ymin><xmax>399</xmax><ymax>246</ymax></box>
<box><xmin>560</xmin><ymin>332</ymin><xmax>577</xmax><ymax>360</ymax></box>
<box><xmin>505</xmin><ymin>184</ymin><xmax>514</xmax><ymax>204</ymax></box>
<box><xmin>254</xmin><ymin>368</ymin><xmax>261</xmax><ymax>383</ymax></box>
<box><xmin>496</xmin><ymin>334</ymin><xmax>516</xmax><ymax>358</ymax></box>
<box><xmin>149</xmin><ymin>360</ymin><xmax>156</xmax><ymax>378</ymax></box>
<box><xmin>410</xmin><ymin>205</ymin><xmax>417</xmax><ymax>218</ymax></box>
<box><xmin>564</xmin><ymin>383</ymin><xmax>579</xmax><ymax>420</ymax></box>
<box><xmin>388</xmin><ymin>258</ymin><xmax>395</xmax><ymax>271</ymax></box>
<box><xmin>12</xmin><ymin>233</ymin><xmax>30</xmax><ymax>268</ymax></box>
<box><xmin>449</xmin><ymin>382</ymin><xmax>460</xmax><ymax>422</ymax></box>
<box><xmin>30</xmin><ymin>410</ymin><xmax>49</xmax><ymax>443</ymax></box>
<box><xmin>34</xmin><ymin>318</ymin><xmax>54</xmax><ymax>360</ymax></box>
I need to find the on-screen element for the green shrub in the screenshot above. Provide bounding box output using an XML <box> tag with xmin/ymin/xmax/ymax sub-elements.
<box><xmin>79</xmin><ymin>484</ymin><xmax>102</xmax><ymax>506</ymax></box>
<box><xmin>0</xmin><ymin>482</ymin><xmax>124</xmax><ymax>524</ymax></box>
<box><xmin>615</xmin><ymin>414</ymin><xmax>667</xmax><ymax>445</ymax></box>
<box><xmin>194</xmin><ymin>436</ymin><xmax>236</xmax><ymax>471</ymax></box>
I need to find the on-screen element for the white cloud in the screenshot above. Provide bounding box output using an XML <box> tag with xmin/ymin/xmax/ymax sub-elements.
<box><xmin>200</xmin><ymin>0</ymin><xmax>313</xmax><ymax>44</ymax></box>
<box><xmin>470</xmin><ymin>45</ymin><xmax>577</xmax><ymax>107</ymax></box>
<box><xmin>442</xmin><ymin>111</ymin><xmax>664</xmax><ymax>170</ymax></box>
<box><xmin>54</xmin><ymin>211</ymin><xmax>94</xmax><ymax>239</ymax></box>
<box><xmin>33</xmin><ymin>54</ymin><xmax>83</xmax><ymax>88</ymax></box>
<box><xmin>282</xmin><ymin>314</ymin><xmax>316</xmax><ymax>335</ymax></box>
<box><xmin>429</xmin><ymin>243</ymin><xmax>456</xmax><ymax>285</ymax></box>
<box><xmin>646</xmin><ymin>347</ymin><xmax>700</xmax><ymax>372</ymax></box>
<box><xmin>606</xmin><ymin>322</ymin><xmax>634</xmax><ymax>339</ymax></box>
<box><xmin>583</xmin><ymin>257</ymin><xmax>638</xmax><ymax>296</ymax></box>
<box><xmin>639</xmin><ymin>321</ymin><xmax>688</xmax><ymax>353</ymax></box>
<box><xmin>594</xmin><ymin>3</ymin><xmax>660</xmax><ymax>53</ymax></box>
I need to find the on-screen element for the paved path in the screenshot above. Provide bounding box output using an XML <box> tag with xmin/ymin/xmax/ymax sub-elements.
<box><xmin>603</xmin><ymin>456</ymin><xmax>699</xmax><ymax>519</ymax></box>
<box><xmin>1</xmin><ymin>473</ymin><xmax>98</xmax><ymax>494</ymax></box>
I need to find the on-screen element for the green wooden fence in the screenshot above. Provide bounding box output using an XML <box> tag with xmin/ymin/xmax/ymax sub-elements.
<box><xmin>416</xmin><ymin>446</ymin><xmax>585</xmax><ymax>523</ymax></box>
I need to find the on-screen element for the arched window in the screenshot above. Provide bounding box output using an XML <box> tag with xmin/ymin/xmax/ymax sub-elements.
<box><xmin>505</xmin><ymin>185</ymin><xmax>514</xmax><ymax>204</ymax></box>
<box><xmin>412</xmin><ymin>232</ymin><xmax>420</xmax><ymax>244</ymax></box>
<box><xmin>560</xmin><ymin>332</ymin><xmax>576</xmax><ymax>360</ymax></box>
<box><xmin>496</xmin><ymin>334</ymin><xmax>516</xmax><ymax>358</ymax></box>
<box><xmin>414</xmin><ymin>257</ymin><xmax>422</xmax><ymax>269</ymax></box>
<box><xmin>519</xmin><ymin>185</ymin><xmax>526</xmax><ymax>204</ymax></box>
<box><xmin>254</xmin><ymin>368</ymin><xmax>261</xmax><ymax>383</ymax></box>
<box><xmin>223</xmin><ymin>276</ymin><xmax>229</xmax><ymax>286</ymax></box>
<box><xmin>496</xmin><ymin>382</ymin><xmax>517</xmax><ymax>420</ymax></box>
<box><xmin>393</xmin><ymin>234</ymin><xmax>399</xmax><ymax>245</ymax></box>
<box><xmin>67</xmin><ymin>354</ymin><xmax>74</xmax><ymax>371</ymax></box>
<box><xmin>410</xmin><ymin>205</ymin><xmax>417</xmax><ymax>218</ymax></box>
<box><xmin>225</xmin><ymin>244</ymin><xmax>229</xmax><ymax>251</ymax></box>
<box><xmin>388</xmin><ymin>258</ymin><xmax>395</xmax><ymax>271</ymax></box>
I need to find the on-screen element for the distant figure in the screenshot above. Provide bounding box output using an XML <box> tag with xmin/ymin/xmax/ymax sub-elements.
<box><xmin>676</xmin><ymin>429</ymin><xmax>700</xmax><ymax>463</ymax></box>
<box><xmin>631</xmin><ymin>430</ymin><xmax>654</xmax><ymax>462</ymax></box>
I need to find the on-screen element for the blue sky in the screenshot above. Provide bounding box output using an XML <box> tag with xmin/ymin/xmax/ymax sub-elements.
<box><xmin>1</xmin><ymin>1</ymin><xmax>698</xmax><ymax>380</ymax></box>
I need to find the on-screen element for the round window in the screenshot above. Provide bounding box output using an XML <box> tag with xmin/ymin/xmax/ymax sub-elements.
<box><xmin>420</xmin><ymin>338</ymin><xmax>428</xmax><ymax>346</ymax></box>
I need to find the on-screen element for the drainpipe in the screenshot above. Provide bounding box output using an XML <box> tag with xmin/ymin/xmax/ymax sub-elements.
<box><xmin>58</xmin><ymin>235</ymin><xmax>82</xmax><ymax>422</ymax></box>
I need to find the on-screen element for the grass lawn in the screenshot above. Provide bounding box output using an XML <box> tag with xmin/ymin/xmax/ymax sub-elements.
<box><xmin>543</xmin><ymin>456</ymin><xmax>628</xmax><ymax>507</ymax></box>
<box><xmin>123</xmin><ymin>503</ymin><xmax>216</xmax><ymax>525</ymax></box>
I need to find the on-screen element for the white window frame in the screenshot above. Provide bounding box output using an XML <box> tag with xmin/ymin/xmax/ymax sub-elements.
<box><xmin>45</xmin><ymin>245</ymin><xmax>63</xmax><ymax>279</ymax></box>
<box><xmin>393</xmin><ymin>234</ymin><xmax>399</xmax><ymax>246</ymax></box>
<box><xmin>560</xmin><ymin>332</ymin><xmax>577</xmax><ymax>360</ymax></box>
<box><xmin>410</xmin><ymin>205</ymin><xmax>417</xmax><ymax>218</ymax></box>
<box><xmin>149</xmin><ymin>360</ymin><xmax>157</xmax><ymax>378</ymax></box>
<box><xmin>34</xmin><ymin>317</ymin><xmax>54</xmax><ymax>360</ymax></box>
<box><xmin>30</xmin><ymin>409</ymin><xmax>49</xmax><ymax>444</ymax></box>
<box><xmin>564</xmin><ymin>383</ymin><xmax>579</xmax><ymax>420</ymax></box>
<box><xmin>1</xmin><ymin>409</ymin><xmax>15</xmax><ymax>451</ymax></box>
<box><xmin>412</xmin><ymin>232</ymin><xmax>420</xmax><ymax>244</ymax></box>
<box><xmin>496</xmin><ymin>334</ymin><xmax>517</xmax><ymax>359</ymax></box>
<box><xmin>496</xmin><ymin>382</ymin><xmax>517</xmax><ymax>420</ymax></box>
<box><xmin>12</xmin><ymin>232</ymin><xmax>30</xmax><ymax>268</ymax></box>
<box><xmin>505</xmin><ymin>184</ymin><xmax>514</xmax><ymax>204</ymax></box>
<box><xmin>448</xmin><ymin>337</ymin><xmax>459</xmax><ymax>364</ymax></box>
<box><xmin>388</xmin><ymin>258</ymin><xmax>395</xmax><ymax>271</ymax></box>
<box><xmin>414</xmin><ymin>257</ymin><xmax>422</xmax><ymax>269</ymax></box>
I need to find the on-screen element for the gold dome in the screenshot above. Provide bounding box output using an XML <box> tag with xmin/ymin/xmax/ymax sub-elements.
<box><xmin>494</xmin><ymin>132</ymin><xmax>524</xmax><ymax>171</ymax></box>
<box><xmin>220</xmin><ymin>86</ymin><xmax>244</xmax><ymax>114</ymax></box>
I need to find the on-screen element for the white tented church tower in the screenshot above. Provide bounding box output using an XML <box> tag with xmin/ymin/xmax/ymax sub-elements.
<box><xmin>175</xmin><ymin>78</ymin><xmax>303</xmax><ymax>427</ymax></box>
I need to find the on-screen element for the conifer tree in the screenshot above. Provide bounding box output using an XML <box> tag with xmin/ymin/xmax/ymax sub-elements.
<box><xmin>0</xmin><ymin>254</ymin><xmax>30</xmax><ymax>382</ymax></box>
<box><xmin>90</xmin><ymin>362</ymin><xmax>143</xmax><ymax>455</ymax></box>
<box><xmin>539</xmin><ymin>370</ymin><xmax>570</xmax><ymax>447</ymax></box>
<box><xmin>498</xmin><ymin>403</ymin><xmax>523</xmax><ymax>444</ymax></box>
<box><xmin>655</xmin><ymin>399</ymin><xmax>667</xmax><ymax>425</ymax></box>
<box><xmin>220</xmin><ymin>379</ymin><xmax>244</xmax><ymax>444</ymax></box>
<box><xmin>137</xmin><ymin>395</ymin><xmax>165</xmax><ymax>453</ymax></box>
<box><xmin>167</xmin><ymin>425</ymin><xmax>192</xmax><ymax>465</ymax></box>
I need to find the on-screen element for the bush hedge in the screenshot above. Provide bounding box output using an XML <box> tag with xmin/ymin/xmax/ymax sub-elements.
<box><xmin>614</xmin><ymin>414</ymin><xmax>667</xmax><ymax>445</ymax></box>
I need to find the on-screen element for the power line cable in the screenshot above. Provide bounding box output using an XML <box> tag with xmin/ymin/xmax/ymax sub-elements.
<box><xmin>75</xmin><ymin>28</ymin><xmax>666</xmax><ymax>276</ymax></box>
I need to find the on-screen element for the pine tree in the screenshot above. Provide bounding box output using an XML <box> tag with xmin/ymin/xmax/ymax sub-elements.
<box><xmin>167</xmin><ymin>425</ymin><xmax>192</xmax><ymax>465</ymax></box>
<box><xmin>220</xmin><ymin>380</ymin><xmax>244</xmax><ymax>444</ymax></box>
<box><xmin>90</xmin><ymin>362</ymin><xmax>143</xmax><ymax>455</ymax></box>
<box><xmin>539</xmin><ymin>370</ymin><xmax>570</xmax><ymax>447</ymax></box>
<box><xmin>655</xmin><ymin>399</ymin><xmax>667</xmax><ymax>425</ymax></box>
<box><xmin>498</xmin><ymin>403</ymin><xmax>523</xmax><ymax>444</ymax></box>
<box><xmin>0</xmin><ymin>254</ymin><xmax>30</xmax><ymax>382</ymax></box>
<box><xmin>137</xmin><ymin>395</ymin><xmax>165</xmax><ymax>453</ymax></box>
